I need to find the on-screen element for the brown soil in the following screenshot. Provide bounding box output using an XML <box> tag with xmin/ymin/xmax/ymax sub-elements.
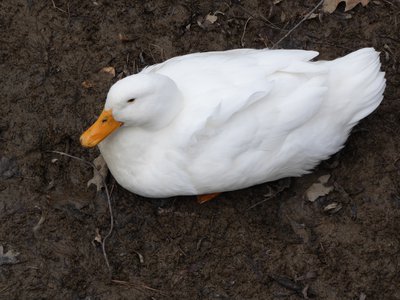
<box><xmin>1</xmin><ymin>0</ymin><xmax>400</xmax><ymax>299</ymax></box>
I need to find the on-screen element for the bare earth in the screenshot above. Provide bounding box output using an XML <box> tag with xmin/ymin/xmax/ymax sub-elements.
<box><xmin>1</xmin><ymin>0</ymin><xmax>400</xmax><ymax>299</ymax></box>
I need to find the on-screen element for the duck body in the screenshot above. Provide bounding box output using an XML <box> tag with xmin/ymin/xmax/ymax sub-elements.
<box><xmin>83</xmin><ymin>48</ymin><xmax>385</xmax><ymax>198</ymax></box>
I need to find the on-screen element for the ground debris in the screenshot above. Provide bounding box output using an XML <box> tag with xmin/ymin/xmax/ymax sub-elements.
<box><xmin>94</xmin><ymin>228</ymin><xmax>102</xmax><ymax>244</ymax></box>
<box><xmin>197</xmin><ymin>12</ymin><xmax>219</xmax><ymax>28</ymax></box>
<box><xmin>100</xmin><ymin>66</ymin><xmax>116</xmax><ymax>77</ymax></box>
<box><xmin>87</xmin><ymin>155</ymin><xmax>109</xmax><ymax>191</ymax></box>
<box><xmin>270</xmin><ymin>274</ymin><xmax>302</xmax><ymax>291</ymax></box>
<box><xmin>323</xmin><ymin>202</ymin><xmax>343</xmax><ymax>214</ymax></box>
<box><xmin>117</xmin><ymin>33</ymin><xmax>137</xmax><ymax>43</ymax></box>
<box><xmin>306</xmin><ymin>175</ymin><xmax>334</xmax><ymax>202</ymax></box>
<box><xmin>33</xmin><ymin>214</ymin><xmax>46</xmax><ymax>233</ymax></box>
<box><xmin>0</xmin><ymin>157</ymin><xmax>18</xmax><ymax>179</ymax></box>
<box><xmin>270</xmin><ymin>274</ymin><xmax>316</xmax><ymax>298</ymax></box>
<box><xmin>0</xmin><ymin>245</ymin><xmax>19</xmax><ymax>266</ymax></box>
<box><xmin>323</xmin><ymin>0</ymin><xmax>370</xmax><ymax>13</ymax></box>
<box><xmin>134</xmin><ymin>251</ymin><xmax>144</xmax><ymax>264</ymax></box>
<box><xmin>205</xmin><ymin>13</ymin><xmax>218</xmax><ymax>24</ymax></box>
<box><xmin>81</xmin><ymin>80</ymin><xmax>94</xmax><ymax>89</ymax></box>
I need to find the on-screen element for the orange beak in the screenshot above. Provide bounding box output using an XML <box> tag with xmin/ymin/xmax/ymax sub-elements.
<box><xmin>80</xmin><ymin>109</ymin><xmax>123</xmax><ymax>148</ymax></box>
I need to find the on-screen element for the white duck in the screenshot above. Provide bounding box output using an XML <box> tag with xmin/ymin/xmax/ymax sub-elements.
<box><xmin>80</xmin><ymin>48</ymin><xmax>385</xmax><ymax>202</ymax></box>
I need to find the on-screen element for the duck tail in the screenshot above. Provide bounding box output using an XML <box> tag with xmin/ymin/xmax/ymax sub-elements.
<box><xmin>330</xmin><ymin>48</ymin><xmax>386</xmax><ymax>125</ymax></box>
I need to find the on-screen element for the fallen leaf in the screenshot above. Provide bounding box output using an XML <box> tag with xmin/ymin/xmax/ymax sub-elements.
<box><xmin>87</xmin><ymin>155</ymin><xmax>108</xmax><ymax>191</ymax></box>
<box><xmin>205</xmin><ymin>13</ymin><xmax>218</xmax><ymax>24</ymax></box>
<box><xmin>0</xmin><ymin>245</ymin><xmax>19</xmax><ymax>266</ymax></box>
<box><xmin>323</xmin><ymin>0</ymin><xmax>370</xmax><ymax>13</ymax></box>
<box><xmin>100</xmin><ymin>66</ymin><xmax>116</xmax><ymax>77</ymax></box>
<box><xmin>81</xmin><ymin>80</ymin><xmax>94</xmax><ymax>89</ymax></box>
<box><xmin>306</xmin><ymin>175</ymin><xmax>334</xmax><ymax>202</ymax></box>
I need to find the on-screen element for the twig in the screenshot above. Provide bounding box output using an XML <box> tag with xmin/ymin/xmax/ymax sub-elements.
<box><xmin>246</xmin><ymin>191</ymin><xmax>281</xmax><ymax>210</ymax></box>
<box><xmin>241</xmin><ymin>17</ymin><xmax>253</xmax><ymax>47</ymax></box>
<box><xmin>49</xmin><ymin>151</ymin><xmax>114</xmax><ymax>276</ymax></box>
<box><xmin>237</xmin><ymin>5</ymin><xmax>285</xmax><ymax>31</ymax></box>
<box><xmin>51</xmin><ymin>0</ymin><xmax>67</xmax><ymax>13</ymax></box>
<box><xmin>272</xmin><ymin>0</ymin><xmax>324</xmax><ymax>49</ymax></box>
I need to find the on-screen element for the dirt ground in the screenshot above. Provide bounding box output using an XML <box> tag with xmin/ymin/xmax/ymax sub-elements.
<box><xmin>1</xmin><ymin>0</ymin><xmax>400</xmax><ymax>299</ymax></box>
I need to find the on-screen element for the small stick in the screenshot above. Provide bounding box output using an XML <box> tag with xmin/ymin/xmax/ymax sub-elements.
<box><xmin>246</xmin><ymin>190</ymin><xmax>281</xmax><ymax>210</ymax></box>
<box><xmin>238</xmin><ymin>5</ymin><xmax>285</xmax><ymax>31</ymax></box>
<box><xmin>49</xmin><ymin>151</ymin><xmax>114</xmax><ymax>276</ymax></box>
<box><xmin>51</xmin><ymin>0</ymin><xmax>68</xmax><ymax>13</ymax></box>
<box><xmin>272</xmin><ymin>0</ymin><xmax>324</xmax><ymax>49</ymax></box>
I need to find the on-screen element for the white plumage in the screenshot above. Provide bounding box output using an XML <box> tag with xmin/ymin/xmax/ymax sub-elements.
<box><xmin>86</xmin><ymin>48</ymin><xmax>385</xmax><ymax>198</ymax></box>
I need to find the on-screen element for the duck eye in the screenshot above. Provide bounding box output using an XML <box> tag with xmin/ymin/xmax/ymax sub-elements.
<box><xmin>127</xmin><ymin>98</ymin><xmax>136</xmax><ymax>103</ymax></box>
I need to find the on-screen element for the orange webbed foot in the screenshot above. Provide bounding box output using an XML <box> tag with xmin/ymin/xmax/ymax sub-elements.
<box><xmin>197</xmin><ymin>192</ymin><xmax>221</xmax><ymax>204</ymax></box>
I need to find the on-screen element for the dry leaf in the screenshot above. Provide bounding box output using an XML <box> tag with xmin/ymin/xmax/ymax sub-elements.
<box><xmin>0</xmin><ymin>245</ymin><xmax>19</xmax><ymax>266</ymax></box>
<box><xmin>323</xmin><ymin>0</ymin><xmax>370</xmax><ymax>13</ymax></box>
<box><xmin>87</xmin><ymin>155</ymin><xmax>108</xmax><ymax>191</ymax></box>
<box><xmin>306</xmin><ymin>175</ymin><xmax>334</xmax><ymax>202</ymax></box>
<box><xmin>81</xmin><ymin>80</ymin><xmax>94</xmax><ymax>89</ymax></box>
<box><xmin>100</xmin><ymin>66</ymin><xmax>116</xmax><ymax>77</ymax></box>
<box><xmin>205</xmin><ymin>13</ymin><xmax>218</xmax><ymax>24</ymax></box>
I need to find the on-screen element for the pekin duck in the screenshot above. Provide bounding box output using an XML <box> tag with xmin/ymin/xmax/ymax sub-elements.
<box><xmin>80</xmin><ymin>48</ymin><xmax>385</xmax><ymax>202</ymax></box>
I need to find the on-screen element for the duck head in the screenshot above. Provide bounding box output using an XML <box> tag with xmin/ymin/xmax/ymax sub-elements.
<box><xmin>80</xmin><ymin>73</ymin><xmax>183</xmax><ymax>147</ymax></box>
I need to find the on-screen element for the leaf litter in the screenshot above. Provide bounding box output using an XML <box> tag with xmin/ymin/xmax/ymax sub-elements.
<box><xmin>323</xmin><ymin>0</ymin><xmax>370</xmax><ymax>13</ymax></box>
